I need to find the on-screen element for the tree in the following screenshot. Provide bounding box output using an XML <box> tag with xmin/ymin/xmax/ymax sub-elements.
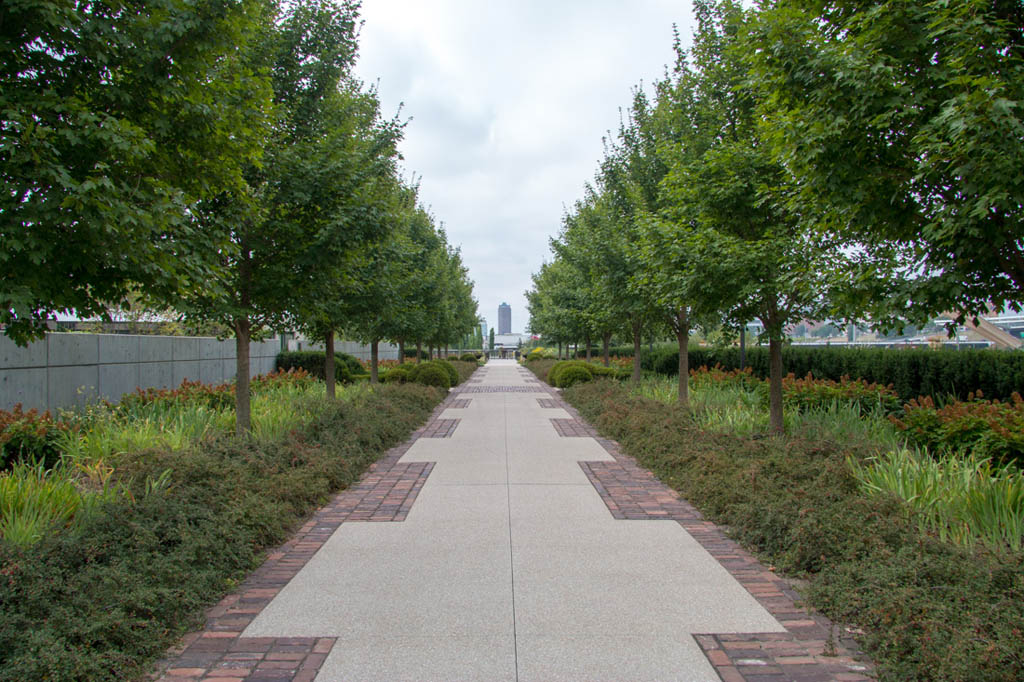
<box><xmin>1</xmin><ymin>0</ymin><xmax>273</xmax><ymax>344</ymax></box>
<box><xmin>489</xmin><ymin>327</ymin><xmax>495</xmax><ymax>351</ymax></box>
<box><xmin>183</xmin><ymin>0</ymin><xmax>394</xmax><ymax>432</ymax></box>
<box><xmin>658</xmin><ymin>0</ymin><xmax>843</xmax><ymax>433</ymax></box>
<box><xmin>748</xmin><ymin>0</ymin><xmax>1024</xmax><ymax>324</ymax></box>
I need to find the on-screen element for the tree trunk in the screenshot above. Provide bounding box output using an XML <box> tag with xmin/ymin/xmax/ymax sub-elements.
<box><xmin>602</xmin><ymin>332</ymin><xmax>611</xmax><ymax>367</ymax></box>
<box><xmin>585</xmin><ymin>333</ymin><xmax>592</xmax><ymax>362</ymax></box>
<box><xmin>416</xmin><ymin>340</ymin><xmax>422</xmax><ymax>363</ymax></box>
<box><xmin>370</xmin><ymin>339</ymin><xmax>379</xmax><ymax>384</ymax></box>
<box><xmin>739</xmin><ymin>325</ymin><xmax>746</xmax><ymax>370</ymax></box>
<box><xmin>557</xmin><ymin>341</ymin><xmax>562</xmax><ymax>360</ymax></box>
<box><xmin>234</xmin><ymin>318</ymin><xmax>251</xmax><ymax>435</ymax></box>
<box><xmin>325</xmin><ymin>329</ymin><xmax>336</xmax><ymax>400</ymax></box>
<box><xmin>445</xmin><ymin>344</ymin><xmax>449</xmax><ymax>358</ymax></box>
<box><xmin>675</xmin><ymin>308</ymin><xmax>690</xmax><ymax>407</ymax></box>
<box><xmin>631</xmin><ymin>317</ymin><xmax>642</xmax><ymax>384</ymax></box>
<box><xmin>428</xmin><ymin>344</ymin><xmax>433</xmax><ymax>360</ymax></box>
<box><xmin>398</xmin><ymin>338</ymin><xmax>405</xmax><ymax>363</ymax></box>
<box><xmin>768</xmin><ymin>334</ymin><xmax>785</xmax><ymax>435</ymax></box>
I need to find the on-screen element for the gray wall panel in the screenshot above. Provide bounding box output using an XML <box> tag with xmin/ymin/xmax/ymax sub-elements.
<box><xmin>199</xmin><ymin>359</ymin><xmax>225</xmax><ymax>385</ymax></box>
<box><xmin>172</xmin><ymin>360</ymin><xmax>201</xmax><ymax>388</ymax></box>
<box><xmin>48</xmin><ymin>365</ymin><xmax>99</xmax><ymax>410</ymax></box>
<box><xmin>0</xmin><ymin>368</ymin><xmax>48</xmax><ymax>411</ymax></box>
<box><xmin>98</xmin><ymin>334</ymin><xmax>140</xmax><ymax>365</ymax></box>
<box><xmin>0</xmin><ymin>335</ymin><xmax>47</xmax><ymax>369</ymax></box>
<box><xmin>48</xmin><ymin>333</ymin><xmax>98</xmax><ymax>366</ymax></box>
<box><xmin>139</xmin><ymin>362</ymin><xmax>174</xmax><ymax>391</ymax></box>
<box><xmin>139</xmin><ymin>336</ymin><xmax>174</xmax><ymax>364</ymax></box>
<box><xmin>98</xmin><ymin>363</ymin><xmax>141</xmax><ymax>401</ymax></box>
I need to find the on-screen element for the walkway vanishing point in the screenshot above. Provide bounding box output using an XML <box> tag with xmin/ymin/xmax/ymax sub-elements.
<box><xmin>156</xmin><ymin>360</ymin><xmax>872</xmax><ymax>681</ymax></box>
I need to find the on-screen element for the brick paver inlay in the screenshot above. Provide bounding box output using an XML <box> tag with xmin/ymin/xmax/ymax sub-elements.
<box><xmin>550</xmin><ymin>417</ymin><xmax>590</xmax><ymax>437</ymax></box>
<box><xmin>536</xmin><ymin>398</ymin><xmax>559</xmax><ymax>408</ymax></box>
<box><xmin>420</xmin><ymin>417</ymin><xmax>460</xmax><ymax>438</ymax></box>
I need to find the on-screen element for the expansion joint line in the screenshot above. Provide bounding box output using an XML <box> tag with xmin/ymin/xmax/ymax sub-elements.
<box><xmin>504</xmin><ymin>392</ymin><xmax>520</xmax><ymax>681</ymax></box>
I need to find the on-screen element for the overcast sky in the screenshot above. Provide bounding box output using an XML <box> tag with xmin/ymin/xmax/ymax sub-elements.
<box><xmin>353</xmin><ymin>1</ymin><xmax>695</xmax><ymax>335</ymax></box>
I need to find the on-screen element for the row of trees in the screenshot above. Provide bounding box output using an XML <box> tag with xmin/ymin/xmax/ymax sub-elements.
<box><xmin>1</xmin><ymin>0</ymin><xmax>479</xmax><ymax>431</ymax></box>
<box><xmin>527</xmin><ymin>0</ymin><xmax>1023</xmax><ymax>433</ymax></box>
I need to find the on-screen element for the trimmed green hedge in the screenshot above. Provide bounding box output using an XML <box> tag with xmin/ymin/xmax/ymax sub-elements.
<box><xmin>275</xmin><ymin>351</ymin><xmax>367</xmax><ymax>384</ymax></box>
<box><xmin>597</xmin><ymin>344</ymin><xmax>1024</xmax><ymax>402</ymax></box>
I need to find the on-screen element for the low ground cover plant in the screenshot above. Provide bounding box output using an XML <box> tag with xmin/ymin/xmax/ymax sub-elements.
<box><xmin>0</xmin><ymin>381</ymin><xmax>442</xmax><ymax>680</ymax></box>
<box><xmin>565</xmin><ymin>379</ymin><xmax>1024</xmax><ymax>681</ymax></box>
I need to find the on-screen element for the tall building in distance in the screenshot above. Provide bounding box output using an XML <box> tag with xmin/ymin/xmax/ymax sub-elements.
<box><xmin>498</xmin><ymin>302</ymin><xmax>512</xmax><ymax>335</ymax></box>
<box><xmin>479</xmin><ymin>318</ymin><xmax>488</xmax><ymax>344</ymax></box>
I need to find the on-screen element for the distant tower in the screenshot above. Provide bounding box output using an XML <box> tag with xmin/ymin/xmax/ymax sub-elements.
<box><xmin>479</xmin><ymin>318</ymin><xmax>488</xmax><ymax>344</ymax></box>
<box><xmin>498</xmin><ymin>302</ymin><xmax>511</xmax><ymax>335</ymax></box>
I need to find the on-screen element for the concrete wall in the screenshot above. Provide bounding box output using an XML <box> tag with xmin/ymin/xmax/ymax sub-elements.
<box><xmin>0</xmin><ymin>333</ymin><xmax>279</xmax><ymax>412</ymax></box>
<box><xmin>291</xmin><ymin>339</ymin><xmax>400</xmax><ymax>362</ymax></box>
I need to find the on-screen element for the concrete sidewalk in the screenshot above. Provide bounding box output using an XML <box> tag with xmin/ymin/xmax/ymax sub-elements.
<box><xmin>158</xmin><ymin>360</ymin><xmax>872</xmax><ymax>681</ymax></box>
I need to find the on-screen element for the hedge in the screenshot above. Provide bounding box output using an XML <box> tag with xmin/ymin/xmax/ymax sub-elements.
<box><xmin>275</xmin><ymin>351</ymin><xmax>367</xmax><ymax>384</ymax></box>
<box><xmin>589</xmin><ymin>344</ymin><xmax>1024</xmax><ymax>402</ymax></box>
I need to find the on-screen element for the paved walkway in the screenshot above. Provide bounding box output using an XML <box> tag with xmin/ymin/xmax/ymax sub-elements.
<box><xmin>157</xmin><ymin>360</ymin><xmax>871</xmax><ymax>681</ymax></box>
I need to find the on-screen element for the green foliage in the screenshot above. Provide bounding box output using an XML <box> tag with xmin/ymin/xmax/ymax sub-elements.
<box><xmin>564</xmin><ymin>379</ymin><xmax>1024</xmax><ymax>681</ymax></box>
<box><xmin>748</xmin><ymin>0</ymin><xmax>1024</xmax><ymax>323</ymax></box>
<box><xmin>459</xmin><ymin>353</ymin><xmax>479</xmax><ymax>362</ymax></box>
<box><xmin>447</xmin><ymin>360</ymin><xmax>479</xmax><ymax>385</ymax></box>
<box><xmin>434</xmin><ymin>358</ymin><xmax>458</xmax><ymax>385</ymax></box>
<box><xmin>849</xmin><ymin>448</ymin><xmax>1024</xmax><ymax>552</ymax></box>
<box><xmin>412</xmin><ymin>364</ymin><xmax>451</xmax><ymax>391</ymax></box>
<box><xmin>1</xmin><ymin>0</ymin><xmax>273</xmax><ymax>344</ymax></box>
<box><xmin>0</xmin><ymin>383</ymin><xmax>441</xmax><ymax>680</ymax></box>
<box><xmin>632</xmin><ymin>345</ymin><xmax>1024</xmax><ymax>404</ymax></box>
<box><xmin>382</xmin><ymin>368</ymin><xmax>410</xmax><ymax>384</ymax></box>
<box><xmin>780</xmin><ymin>373</ymin><xmax>901</xmax><ymax>415</ymax></box>
<box><xmin>555</xmin><ymin>364</ymin><xmax>594</xmax><ymax>388</ymax></box>
<box><xmin>276</xmin><ymin>351</ymin><xmax>366</xmax><ymax>384</ymax></box>
<box><xmin>0</xmin><ymin>407</ymin><xmax>68</xmax><ymax>471</ymax></box>
<box><xmin>893</xmin><ymin>394</ymin><xmax>1024</xmax><ymax>467</ymax></box>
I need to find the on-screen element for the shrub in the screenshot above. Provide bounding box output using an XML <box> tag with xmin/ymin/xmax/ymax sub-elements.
<box><xmin>555</xmin><ymin>364</ymin><xmax>593</xmax><ymax>388</ymax></box>
<box><xmin>382</xmin><ymin>368</ymin><xmax>409</xmax><ymax>384</ymax></box>
<box><xmin>892</xmin><ymin>392</ymin><xmax>1024</xmax><ymax>467</ymax></box>
<box><xmin>459</xmin><ymin>353</ymin><xmax>478</xmax><ymax>362</ymax></box>
<box><xmin>0</xmin><ymin>406</ymin><xmax>68</xmax><ymax>471</ymax></box>
<box><xmin>423</xmin><ymin>359</ymin><xmax>459</xmax><ymax>386</ymax></box>
<box><xmin>413</xmin><ymin>364</ymin><xmax>451</xmax><ymax>390</ymax></box>
<box><xmin>547</xmin><ymin>360</ymin><xmax>594</xmax><ymax>387</ymax></box>
<box><xmin>117</xmin><ymin>378</ymin><xmax>235</xmax><ymax>414</ymax></box>
<box><xmin>275</xmin><ymin>351</ymin><xmax>366</xmax><ymax>384</ymax></box>
<box><xmin>780</xmin><ymin>373</ymin><xmax>901</xmax><ymax>414</ymax></box>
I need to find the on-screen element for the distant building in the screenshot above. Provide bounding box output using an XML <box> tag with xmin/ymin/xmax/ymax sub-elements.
<box><xmin>479</xmin><ymin>318</ymin><xmax>488</xmax><ymax>346</ymax></box>
<box><xmin>498</xmin><ymin>302</ymin><xmax>512</xmax><ymax>335</ymax></box>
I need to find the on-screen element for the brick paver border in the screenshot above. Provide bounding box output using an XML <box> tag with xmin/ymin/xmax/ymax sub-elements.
<box><xmin>551</xmin><ymin>417</ymin><xmax>590</xmax><ymax>437</ymax></box>
<box><xmin>420</xmin><ymin>417</ymin><xmax>460</xmax><ymax>438</ymax></box>
<box><xmin>547</xmin><ymin>384</ymin><xmax>874</xmax><ymax>681</ymax></box>
<box><xmin>152</xmin><ymin>388</ymin><xmax>468</xmax><ymax>681</ymax></box>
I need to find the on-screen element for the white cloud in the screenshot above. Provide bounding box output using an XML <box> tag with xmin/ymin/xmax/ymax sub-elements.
<box><xmin>354</xmin><ymin>0</ymin><xmax>694</xmax><ymax>335</ymax></box>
